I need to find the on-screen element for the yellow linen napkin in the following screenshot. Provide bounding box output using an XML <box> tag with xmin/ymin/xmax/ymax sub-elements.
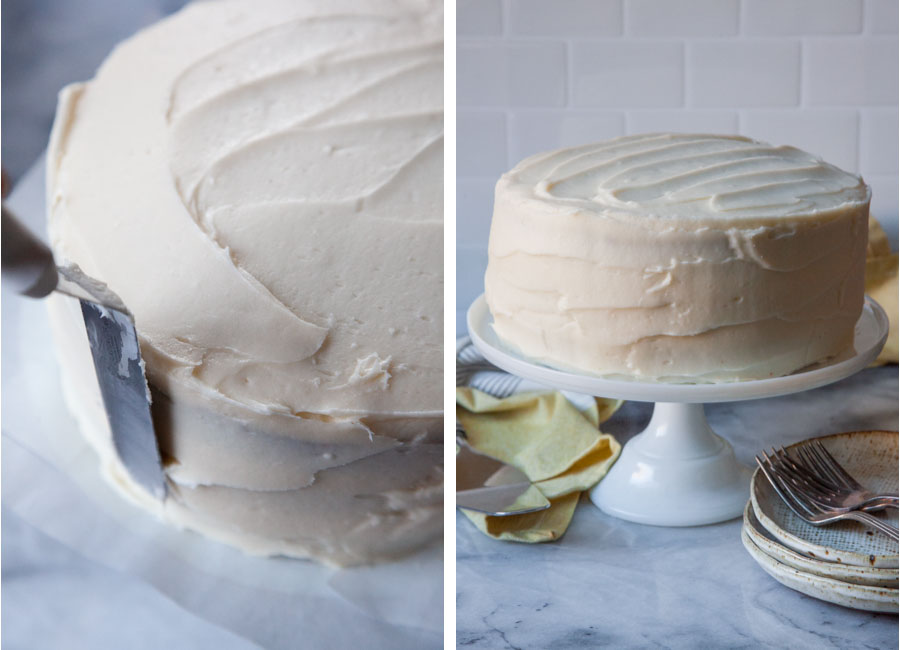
<box><xmin>457</xmin><ymin>387</ymin><xmax>621</xmax><ymax>543</ymax></box>
<box><xmin>867</xmin><ymin>217</ymin><xmax>898</xmax><ymax>365</ymax></box>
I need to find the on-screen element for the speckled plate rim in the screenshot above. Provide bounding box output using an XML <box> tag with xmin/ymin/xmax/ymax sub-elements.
<box><xmin>750</xmin><ymin>430</ymin><xmax>899</xmax><ymax>569</ymax></box>
<box><xmin>741</xmin><ymin>526</ymin><xmax>899</xmax><ymax>614</ymax></box>
<box><xmin>743</xmin><ymin>502</ymin><xmax>899</xmax><ymax>588</ymax></box>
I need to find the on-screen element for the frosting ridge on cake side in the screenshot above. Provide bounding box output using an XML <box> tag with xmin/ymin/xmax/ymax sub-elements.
<box><xmin>485</xmin><ymin>133</ymin><xmax>870</xmax><ymax>382</ymax></box>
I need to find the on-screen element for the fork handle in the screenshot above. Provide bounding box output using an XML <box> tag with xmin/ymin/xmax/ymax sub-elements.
<box><xmin>864</xmin><ymin>496</ymin><xmax>900</xmax><ymax>511</ymax></box>
<box><xmin>866</xmin><ymin>496</ymin><xmax>900</xmax><ymax>510</ymax></box>
<box><xmin>844</xmin><ymin>510</ymin><xmax>900</xmax><ymax>541</ymax></box>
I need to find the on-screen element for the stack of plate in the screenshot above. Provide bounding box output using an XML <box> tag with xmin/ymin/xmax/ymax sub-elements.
<box><xmin>742</xmin><ymin>431</ymin><xmax>899</xmax><ymax>613</ymax></box>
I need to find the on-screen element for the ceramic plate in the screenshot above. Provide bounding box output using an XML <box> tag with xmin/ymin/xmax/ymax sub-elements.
<box><xmin>751</xmin><ymin>431</ymin><xmax>899</xmax><ymax>569</ymax></box>
<box><xmin>741</xmin><ymin>525</ymin><xmax>899</xmax><ymax>613</ymax></box>
<box><xmin>743</xmin><ymin>502</ymin><xmax>898</xmax><ymax>588</ymax></box>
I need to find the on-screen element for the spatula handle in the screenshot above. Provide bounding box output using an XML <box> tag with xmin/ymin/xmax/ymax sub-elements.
<box><xmin>1</xmin><ymin>205</ymin><xmax>58</xmax><ymax>298</ymax></box>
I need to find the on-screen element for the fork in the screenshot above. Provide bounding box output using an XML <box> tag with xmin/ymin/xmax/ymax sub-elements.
<box><xmin>771</xmin><ymin>446</ymin><xmax>898</xmax><ymax>512</ymax></box>
<box><xmin>799</xmin><ymin>440</ymin><xmax>899</xmax><ymax>509</ymax></box>
<box><xmin>756</xmin><ymin>452</ymin><xmax>899</xmax><ymax>540</ymax></box>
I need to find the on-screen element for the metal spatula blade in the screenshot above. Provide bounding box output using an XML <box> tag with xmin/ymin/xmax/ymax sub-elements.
<box><xmin>2</xmin><ymin>206</ymin><xmax>166</xmax><ymax>500</ymax></box>
<box><xmin>456</xmin><ymin>442</ymin><xmax>551</xmax><ymax>516</ymax></box>
<box><xmin>80</xmin><ymin>300</ymin><xmax>166</xmax><ymax>499</ymax></box>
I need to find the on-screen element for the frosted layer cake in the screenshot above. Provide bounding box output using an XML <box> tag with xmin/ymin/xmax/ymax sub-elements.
<box><xmin>46</xmin><ymin>0</ymin><xmax>443</xmax><ymax>566</ymax></box>
<box><xmin>485</xmin><ymin>133</ymin><xmax>870</xmax><ymax>382</ymax></box>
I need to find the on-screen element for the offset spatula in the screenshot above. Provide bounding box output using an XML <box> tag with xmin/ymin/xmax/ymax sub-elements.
<box><xmin>456</xmin><ymin>437</ymin><xmax>550</xmax><ymax>516</ymax></box>
<box><xmin>2</xmin><ymin>206</ymin><xmax>167</xmax><ymax>500</ymax></box>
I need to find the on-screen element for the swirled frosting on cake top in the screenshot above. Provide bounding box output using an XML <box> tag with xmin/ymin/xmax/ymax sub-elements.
<box><xmin>509</xmin><ymin>133</ymin><xmax>868</xmax><ymax>222</ymax></box>
<box><xmin>47</xmin><ymin>0</ymin><xmax>443</xmax><ymax>565</ymax></box>
<box><xmin>486</xmin><ymin>133</ymin><xmax>870</xmax><ymax>382</ymax></box>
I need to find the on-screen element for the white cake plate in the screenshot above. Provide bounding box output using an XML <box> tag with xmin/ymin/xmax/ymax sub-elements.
<box><xmin>467</xmin><ymin>294</ymin><xmax>889</xmax><ymax>527</ymax></box>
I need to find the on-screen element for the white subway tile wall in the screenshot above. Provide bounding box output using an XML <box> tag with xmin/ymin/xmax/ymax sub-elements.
<box><xmin>457</xmin><ymin>42</ymin><xmax>568</xmax><ymax>106</ymax></box>
<box><xmin>740</xmin><ymin>109</ymin><xmax>860</xmax><ymax>171</ymax></box>
<box><xmin>509</xmin><ymin>0</ymin><xmax>622</xmax><ymax>36</ymax></box>
<box><xmin>860</xmin><ymin>108</ymin><xmax>900</xmax><ymax>175</ymax></box>
<box><xmin>865</xmin><ymin>0</ymin><xmax>899</xmax><ymax>35</ymax></box>
<box><xmin>457</xmin><ymin>0</ymin><xmax>503</xmax><ymax>36</ymax></box>
<box><xmin>804</xmin><ymin>37</ymin><xmax>899</xmax><ymax>105</ymax></box>
<box><xmin>627</xmin><ymin>0</ymin><xmax>739</xmax><ymax>38</ymax></box>
<box><xmin>571</xmin><ymin>41</ymin><xmax>685</xmax><ymax>106</ymax></box>
<box><xmin>457</xmin><ymin>111</ymin><xmax>508</xmax><ymax>177</ymax></box>
<box><xmin>508</xmin><ymin>110</ymin><xmax>625</xmax><ymax>163</ymax></box>
<box><xmin>688</xmin><ymin>40</ymin><xmax>801</xmax><ymax>107</ymax></box>
<box><xmin>457</xmin><ymin>0</ymin><xmax>899</xmax><ymax>328</ymax></box>
<box><xmin>741</xmin><ymin>0</ymin><xmax>863</xmax><ymax>36</ymax></box>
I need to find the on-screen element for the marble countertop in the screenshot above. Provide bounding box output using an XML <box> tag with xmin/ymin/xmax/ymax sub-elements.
<box><xmin>456</xmin><ymin>366</ymin><xmax>898</xmax><ymax>648</ymax></box>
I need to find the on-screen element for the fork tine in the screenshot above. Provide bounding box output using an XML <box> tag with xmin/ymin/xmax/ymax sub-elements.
<box><xmin>756</xmin><ymin>454</ymin><xmax>815</xmax><ymax>520</ymax></box>
<box><xmin>794</xmin><ymin>445</ymin><xmax>816</xmax><ymax>469</ymax></box>
<box><xmin>794</xmin><ymin>446</ymin><xmax>820</xmax><ymax>477</ymax></box>
<box><xmin>773</xmin><ymin>469</ymin><xmax>823</xmax><ymax>517</ymax></box>
<box><xmin>804</xmin><ymin>442</ymin><xmax>844</xmax><ymax>486</ymax></box>
<box><xmin>810</xmin><ymin>440</ymin><xmax>865</xmax><ymax>490</ymax></box>
<box><xmin>800</xmin><ymin>443</ymin><xmax>847</xmax><ymax>488</ymax></box>
<box><xmin>775</xmin><ymin>466</ymin><xmax>835</xmax><ymax>500</ymax></box>
<box><xmin>765</xmin><ymin>453</ymin><xmax>830</xmax><ymax>518</ymax></box>
<box><xmin>768</xmin><ymin>448</ymin><xmax>819</xmax><ymax>490</ymax></box>
<box><xmin>795</xmin><ymin>445</ymin><xmax>843</xmax><ymax>488</ymax></box>
<box><xmin>767</xmin><ymin>452</ymin><xmax>815</xmax><ymax>510</ymax></box>
<box><xmin>770</xmin><ymin>447</ymin><xmax>842</xmax><ymax>497</ymax></box>
<box><xmin>766</xmin><ymin>448</ymin><xmax>849</xmax><ymax>509</ymax></box>
<box><xmin>757</xmin><ymin>452</ymin><xmax>799</xmax><ymax>507</ymax></box>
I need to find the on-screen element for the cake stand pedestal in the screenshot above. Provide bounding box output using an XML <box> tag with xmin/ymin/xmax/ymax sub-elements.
<box><xmin>467</xmin><ymin>295</ymin><xmax>889</xmax><ymax>527</ymax></box>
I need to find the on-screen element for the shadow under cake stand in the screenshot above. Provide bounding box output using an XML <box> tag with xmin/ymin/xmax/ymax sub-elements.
<box><xmin>467</xmin><ymin>295</ymin><xmax>889</xmax><ymax>527</ymax></box>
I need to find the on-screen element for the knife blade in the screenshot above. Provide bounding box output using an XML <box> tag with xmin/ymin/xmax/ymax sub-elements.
<box><xmin>2</xmin><ymin>206</ymin><xmax>167</xmax><ymax>500</ymax></box>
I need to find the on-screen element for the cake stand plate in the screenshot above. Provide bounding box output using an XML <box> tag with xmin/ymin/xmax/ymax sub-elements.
<box><xmin>467</xmin><ymin>294</ymin><xmax>889</xmax><ymax>527</ymax></box>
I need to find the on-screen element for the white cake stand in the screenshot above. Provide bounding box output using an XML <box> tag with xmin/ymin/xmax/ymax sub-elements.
<box><xmin>467</xmin><ymin>295</ymin><xmax>889</xmax><ymax>527</ymax></box>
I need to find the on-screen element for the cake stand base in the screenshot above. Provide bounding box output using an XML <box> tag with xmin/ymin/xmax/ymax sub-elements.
<box><xmin>590</xmin><ymin>402</ymin><xmax>752</xmax><ymax>526</ymax></box>
<box><xmin>467</xmin><ymin>294</ymin><xmax>888</xmax><ymax>527</ymax></box>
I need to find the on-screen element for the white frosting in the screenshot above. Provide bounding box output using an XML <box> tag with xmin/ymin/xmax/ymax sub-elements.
<box><xmin>486</xmin><ymin>133</ymin><xmax>870</xmax><ymax>382</ymax></box>
<box><xmin>47</xmin><ymin>0</ymin><xmax>442</xmax><ymax>566</ymax></box>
